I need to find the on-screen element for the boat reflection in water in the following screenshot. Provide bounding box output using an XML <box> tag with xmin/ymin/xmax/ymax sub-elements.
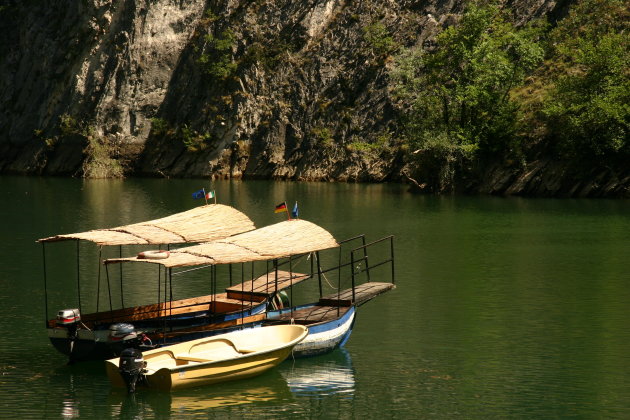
<box><xmin>166</xmin><ymin>387</ymin><xmax>280</xmax><ymax>411</ymax></box>
<box><xmin>106</xmin><ymin>370</ymin><xmax>293</xmax><ymax>417</ymax></box>
<box><xmin>280</xmin><ymin>349</ymin><xmax>355</xmax><ymax>398</ymax></box>
<box><xmin>104</xmin><ymin>350</ymin><xmax>354</xmax><ymax>417</ymax></box>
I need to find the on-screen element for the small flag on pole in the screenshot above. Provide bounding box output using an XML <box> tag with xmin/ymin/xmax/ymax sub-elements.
<box><xmin>291</xmin><ymin>201</ymin><xmax>299</xmax><ymax>219</ymax></box>
<box><xmin>206</xmin><ymin>189</ymin><xmax>216</xmax><ymax>204</ymax></box>
<box><xmin>274</xmin><ymin>202</ymin><xmax>288</xmax><ymax>213</ymax></box>
<box><xmin>192</xmin><ymin>189</ymin><xmax>205</xmax><ymax>199</ymax></box>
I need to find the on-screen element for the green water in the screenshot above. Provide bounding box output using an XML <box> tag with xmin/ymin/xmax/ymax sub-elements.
<box><xmin>1</xmin><ymin>176</ymin><xmax>629</xmax><ymax>419</ymax></box>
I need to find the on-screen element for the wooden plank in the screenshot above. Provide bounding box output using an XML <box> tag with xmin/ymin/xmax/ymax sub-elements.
<box><xmin>225</xmin><ymin>270</ymin><xmax>310</xmax><ymax>300</ymax></box>
<box><xmin>76</xmin><ymin>293</ymin><xmax>257</xmax><ymax>326</ymax></box>
<box><xmin>269</xmin><ymin>305</ymin><xmax>350</xmax><ymax>324</ymax></box>
<box><xmin>319</xmin><ymin>282</ymin><xmax>395</xmax><ymax>307</ymax></box>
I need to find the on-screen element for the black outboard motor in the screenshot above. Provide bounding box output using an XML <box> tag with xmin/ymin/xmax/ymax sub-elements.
<box><xmin>109</xmin><ymin>323</ymin><xmax>137</xmax><ymax>340</ymax></box>
<box><xmin>108</xmin><ymin>323</ymin><xmax>138</xmax><ymax>353</ymax></box>
<box><xmin>118</xmin><ymin>347</ymin><xmax>146</xmax><ymax>393</ymax></box>
<box><xmin>108</xmin><ymin>323</ymin><xmax>154</xmax><ymax>354</ymax></box>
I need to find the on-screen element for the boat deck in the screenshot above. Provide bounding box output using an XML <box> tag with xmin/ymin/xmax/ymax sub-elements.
<box><xmin>48</xmin><ymin>292</ymin><xmax>259</xmax><ymax>328</ymax></box>
<box><xmin>265</xmin><ymin>282</ymin><xmax>395</xmax><ymax>325</ymax></box>
<box><xmin>318</xmin><ymin>282</ymin><xmax>396</xmax><ymax>307</ymax></box>
<box><xmin>226</xmin><ymin>270</ymin><xmax>310</xmax><ymax>301</ymax></box>
<box><xmin>266</xmin><ymin>305</ymin><xmax>351</xmax><ymax>325</ymax></box>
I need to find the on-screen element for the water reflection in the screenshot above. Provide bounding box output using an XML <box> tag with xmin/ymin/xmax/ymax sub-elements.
<box><xmin>60</xmin><ymin>398</ymin><xmax>79</xmax><ymax>419</ymax></box>
<box><xmin>105</xmin><ymin>370</ymin><xmax>293</xmax><ymax>418</ymax></box>
<box><xmin>44</xmin><ymin>361</ymin><xmax>108</xmax><ymax>418</ymax></box>
<box><xmin>281</xmin><ymin>349</ymin><xmax>355</xmax><ymax>398</ymax></box>
<box><xmin>4</xmin><ymin>176</ymin><xmax>630</xmax><ymax>418</ymax></box>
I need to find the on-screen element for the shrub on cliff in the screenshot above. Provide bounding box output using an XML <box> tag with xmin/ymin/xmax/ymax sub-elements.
<box><xmin>82</xmin><ymin>133</ymin><xmax>124</xmax><ymax>179</ymax></box>
<box><xmin>56</xmin><ymin>114</ymin><xmax>124</xmax><ymax>179</ymax></box>
<box><xmin>198</xmin><ymin>29</ymin><xmax>237</xmax><ymax>80</ymax></box>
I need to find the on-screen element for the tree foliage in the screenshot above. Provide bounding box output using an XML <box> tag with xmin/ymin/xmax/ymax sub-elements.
<box><xmin>390</xmin><ymin>2</ymin><xmax>545</xmax><ymax>190</ymax></box>
<box><xmin>198</xmin><ymin>29</ymin><xmax>237</xmax><ymax>80</ymax></box>
<box><xmin>542</xmin><ymin>0</ymin><xmax>629</xmax><ymax>162</ymax></box>
<box><xmin>391</xmin><ymin>0</ymin><xmax>628</xmax><ymax>192</ymax></box>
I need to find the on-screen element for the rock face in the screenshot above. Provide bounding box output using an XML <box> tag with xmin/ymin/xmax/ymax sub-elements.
<box><xmin>4</xmin><ymin>0</ymin><xmax>626</xmax><ymax>197</ymax></box>
<box><xmin>0</xmin><ymin>0</ymin><xmax>207</xmax><ymax>174</ymax></box>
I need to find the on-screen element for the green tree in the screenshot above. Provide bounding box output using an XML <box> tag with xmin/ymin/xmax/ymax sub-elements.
<box><xmin>198</xmin><ymin>29</ymin><xmax>237</xmax><ymax>79</ymax></box>
<box><xmin>542</xmin><ymin>0</ymin><xmax>629</xmax><ymax>162</ymax></box>
<box><xmin>391</xmin><ymin>2</ymin><xmax>545</xmax><ymax>190</ymax></box>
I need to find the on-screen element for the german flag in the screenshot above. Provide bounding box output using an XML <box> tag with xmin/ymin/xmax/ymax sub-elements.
<box><xmin>274</xmin><ymin>202</ymin><xmax>288</xmax><ymax>213</ymax></box>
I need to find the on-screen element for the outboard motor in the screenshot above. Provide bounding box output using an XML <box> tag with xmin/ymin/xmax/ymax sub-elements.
<box><xmin>56</xmin><ymin>309</ymin><xmax>81</xmax><ymax>356</ymax></box>
<box><xmin>109</xmin><ymin>323</ymin><xmax>137</xmax><ymax>341</ymax></box>
<box><xmin>57</xmin><ymin>308</ymin><xmax>81</xmax><ymax>327</ymax></box>
<box><xmin>118</xmin><ymin>347</ymin><xmax>146</xmax><ymax>393</ymax></box>
<box><xmin>108</xmin><ymin>323</ymin><xmax>142</xmax><ymax>355</ymax></box>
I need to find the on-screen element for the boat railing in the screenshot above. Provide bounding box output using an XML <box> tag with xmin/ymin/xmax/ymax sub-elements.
<box><xmin>341</xmin><ymin>234</ymin><xmax>371</xmax><ymax>282</ymax></box>
<box><xmin>315</xmin><ymin>234</ymin><xmax>368</xmax><ymax>300</ymax></box>
<box><xmin>349</xmin><ymin>235</ymin><xmax>395</xmax><ymax>304</ymax></box>
<box><xmin>318</xmin><ymin>234</ymin><xmax>367</xmax><ymax>278</ymax></box>
<box><xmin>315</xmin><ymin>234</ymin><xmax>394</xmax><ymax>308</ymax></box>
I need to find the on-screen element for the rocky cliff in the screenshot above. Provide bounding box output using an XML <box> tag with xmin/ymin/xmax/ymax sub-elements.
<box><xmin>4</xmin><ymin>0</ymin><xmax>625</xmax><ymax>197</ymax></box>
<box><xmin>1</xmin><ymin>0</ymin><xmax>207</xmax><ymax>175</ymax></box>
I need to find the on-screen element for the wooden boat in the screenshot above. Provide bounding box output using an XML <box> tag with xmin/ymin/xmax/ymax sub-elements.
<box><xmin>105</xmin><ymin>324</ymin><xmax>308</xmax><ymax>392</ymax></box>
<box><xmin>37</xmin><ymin>204</ymin><xmax>282</xmax><ymax>362</ymax></box>
<box><xmin>105</xmin><ymin>229</ymin><xmax>396</xmax><ymax>358</ymax></box>
<box><xmin>102</xmin><ymin>219</ymin><xmax>339</xmax><ymax>354</ymax></box>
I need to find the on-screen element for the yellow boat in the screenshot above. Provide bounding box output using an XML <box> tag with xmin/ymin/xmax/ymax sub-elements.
<box><xmin>105</xmin><ymin>325</ymin><xmax>308</xmax><ymax>392</ymax></box>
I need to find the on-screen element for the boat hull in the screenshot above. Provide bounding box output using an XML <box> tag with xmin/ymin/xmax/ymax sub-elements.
<box><xmin>266</xmin><ymin>305</ymin><xmax>356</xmax><ymax>357</ymax></box>
<box><xmin>49</xmin><ymin>302</ymin><xmax>267</xmax><ymax>361</ymax></box>
<box><xmin>106</xmin><ymin>325</ymin><xmax>308</xmax><ymax>391</ymax></box>
<box><xmin>48</xmin><ymin>328</ymin><xmax>114</xmax><ymax>361</ymax></box>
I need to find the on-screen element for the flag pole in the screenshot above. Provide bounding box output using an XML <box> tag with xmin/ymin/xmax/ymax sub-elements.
<box><xmin>214</xmin><ymin>190</ymin><xmax>217</xmax><ymax>204</ymax></box>
<box><xmin>203</xmin><ymin>188</ymin><xmax>208</xmax><ymax>205</ymax></box>
<box><xmin>285</xmin><ymin>201</ymin><xmax>290</xmax><ymax>221</ymax></box>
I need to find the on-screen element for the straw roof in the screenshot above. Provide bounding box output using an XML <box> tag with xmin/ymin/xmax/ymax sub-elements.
<box><xmin>37</xmin><ymin>204</ymin><xmax>256</xmax><ymax>246</ymax></box>
<box><xmin>105</xmin><ymin>219</ymin><xmax>339</xmax><ymax>267</ymax></box>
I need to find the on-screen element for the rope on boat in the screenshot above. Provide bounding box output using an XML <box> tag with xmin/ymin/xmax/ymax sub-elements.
<box><xmin>321</xmin><ymin>269</ymin><xmax>337</xmax><ymax>290</ymax></box>
<box><xmin>172</xmin><ymin>264</ymin><xmax>214</xmax><ymax>275</ymax></box>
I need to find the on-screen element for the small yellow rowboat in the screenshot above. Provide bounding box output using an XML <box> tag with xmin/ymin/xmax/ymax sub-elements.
<box><xmin>105</xmin><ymin>325</ymin><xmax>308</xmax><ymax>392</ymax></box>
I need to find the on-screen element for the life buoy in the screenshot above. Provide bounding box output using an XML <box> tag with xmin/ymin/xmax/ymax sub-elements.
<box><xmin>271</xmin><ymin>290</ymin><xmax>291</xmax><ymax>310</ymax></box>
<box><xmin>137</xmin><ymin>250</ymin><xmax>170</xmax><ymax>259</ymax></box>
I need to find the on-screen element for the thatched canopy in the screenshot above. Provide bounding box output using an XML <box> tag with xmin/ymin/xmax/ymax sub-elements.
<box><xmin>105</xmin><ymin>219</ymin><xmax>339</xmax><ymax>267</ymax></box>
<box><xmin>37</xmin><ymin>204</ymin><xmax>256</xmax><ymax>246</ymax></box>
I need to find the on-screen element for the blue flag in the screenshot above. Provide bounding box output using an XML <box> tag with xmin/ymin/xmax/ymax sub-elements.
<box><xmin>291</xmin><ymin>201</ymin><xmax>299</xmax><ymax>219</ymax></box>
<box><xmin>192</xmin><ymin>189</ymin><xmax>205</xmax><ymax>199</ymax></box>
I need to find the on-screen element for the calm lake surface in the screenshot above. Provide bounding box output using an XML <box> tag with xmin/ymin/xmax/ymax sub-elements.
<box><xmin>1</xmin><ymin>175</ymin><xmax>629</xmax><ymax>419</ymax></box>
